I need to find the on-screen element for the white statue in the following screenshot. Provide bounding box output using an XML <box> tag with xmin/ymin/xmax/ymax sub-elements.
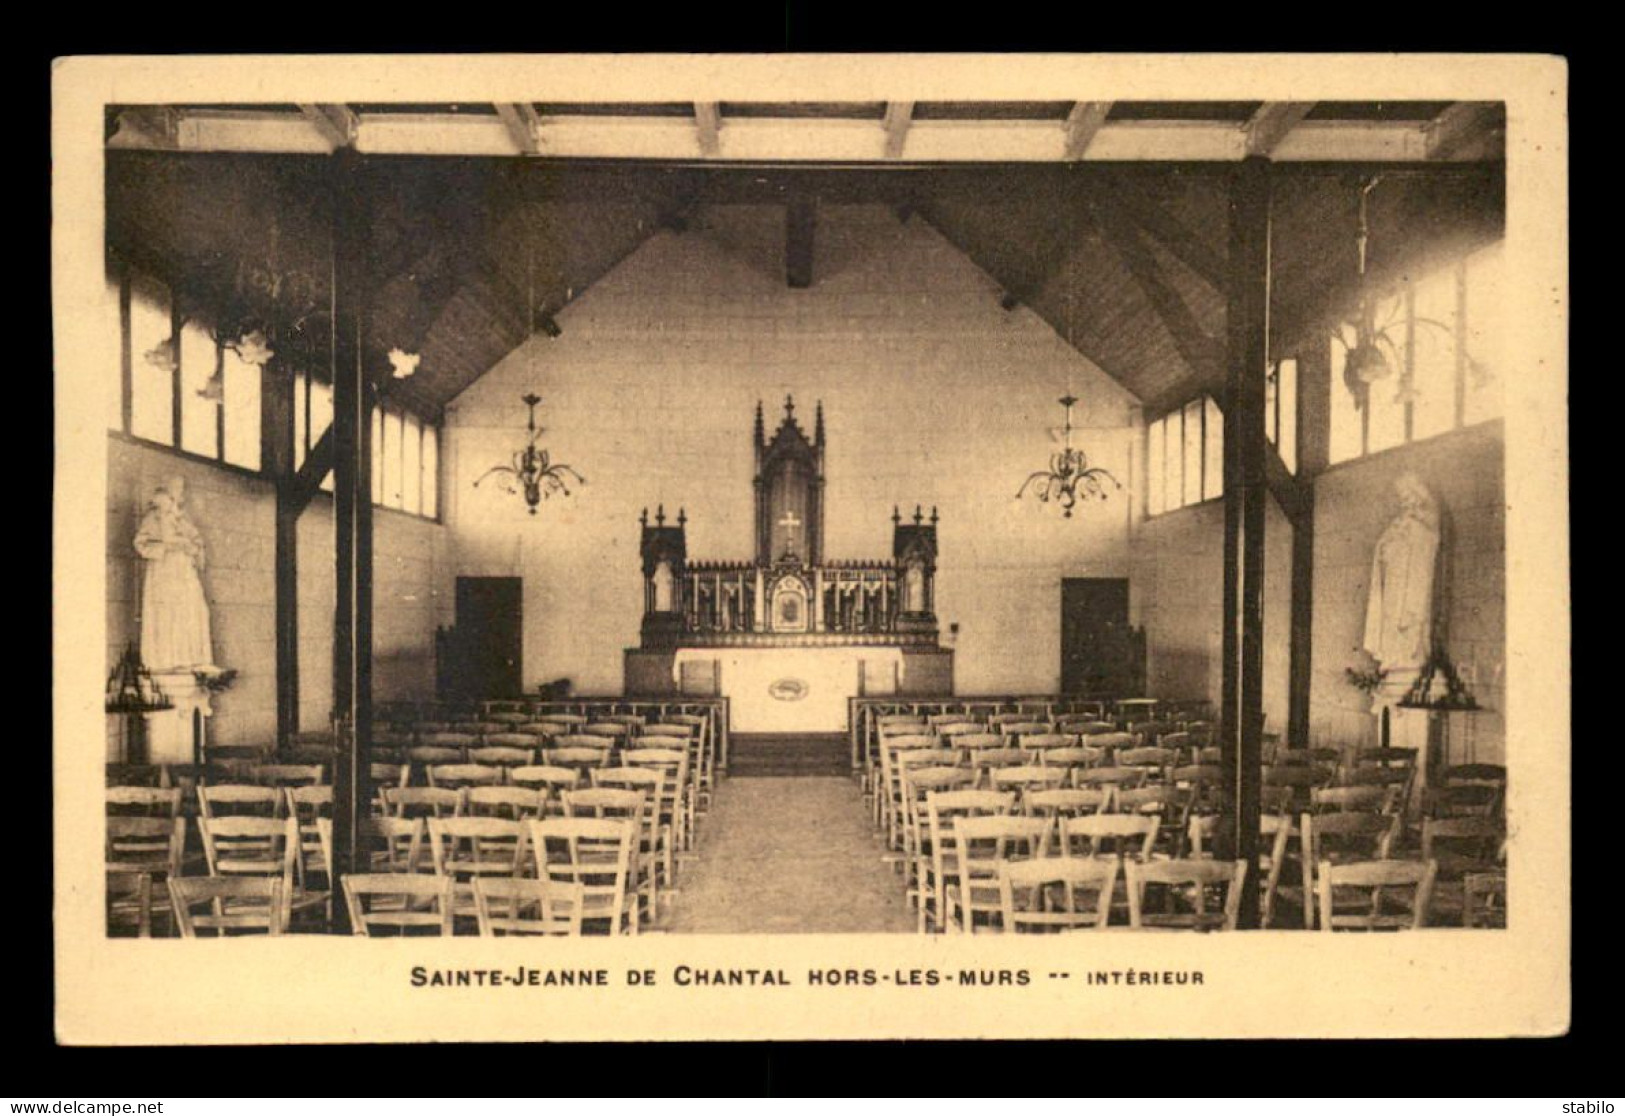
<box><xmin>903</xmin><ymin>562</ymin><xmax>926</xmax><ymax>613</ymax></box>
<box><xmin>652</xmin><ymin>559</ymin><xmax>674</xmax><ymax>612</ymax></box>
<box><xmin>134</xmin><ymin>476</ymin><xmax>215</xmax><ymax>671</ymax></box>
<box><xmin>1362</xmin><ymin>472</ymin><xmax>1441</xmax><ymax>672</ymax></box>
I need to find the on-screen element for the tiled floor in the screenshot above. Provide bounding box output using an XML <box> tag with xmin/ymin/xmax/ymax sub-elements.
<box><xmin>666</xmin><ymin>776</ymin><xmax>916</xmax><ymax>933</ymax></box>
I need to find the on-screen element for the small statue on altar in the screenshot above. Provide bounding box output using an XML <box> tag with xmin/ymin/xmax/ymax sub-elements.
<box><xmin>1362</xmin><ymin>472</ymin><xmax>1441</xmax><ymax>673</ymax></box>
<box><xmin>134</xmin><ymin>476</ymin><xmax>215</xmax><ymax>671</ymax></box>
<box><xmin>903</xmin><ymin>561</ymin><xmax>927</xmax><ymax>613</ymax></box>
<box><xmin>652</xmin><ymin>559</ymin><xmax>675</xmax><ymax>612</ymax></box>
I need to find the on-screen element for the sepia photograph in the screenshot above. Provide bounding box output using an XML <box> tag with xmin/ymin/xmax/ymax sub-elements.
<box><xmin>51</xmin><ymin>53</ymin><xmax>1570</xmax><ymax>1042</ymax></box>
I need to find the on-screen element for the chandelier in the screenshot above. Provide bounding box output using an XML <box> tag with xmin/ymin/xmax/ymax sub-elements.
<box><xmin>1015</xmin><ymin>395</ymin><xmax>1121</xmax><ymax>517</ymax></box>
<box><xmin>1336</xmin><ymin>175</ymin><xmax>1466</xmax><ymax>411</ymax></box>
<box><xmin>475</xmin><ymin>393</ymin><xmax>585</xmax><ymax>514</ymax></box>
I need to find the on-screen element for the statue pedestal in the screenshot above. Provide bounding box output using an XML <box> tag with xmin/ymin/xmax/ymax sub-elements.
<box><xmin>1374</xmin><ymin>668</ymin><xmax>1430</xmax><ymax>815</ymax></box>
<box><xmin>144</xmin><ymin>670</ymin><xmax>213</xmax><ymax>766</ymax></box>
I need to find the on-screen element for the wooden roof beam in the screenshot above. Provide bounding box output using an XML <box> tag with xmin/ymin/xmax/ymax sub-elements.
<box><xmin>1063</xmin><ymin>101</ymin><xmax>1112</xmax><ymax>161</ymax></box>
<box><xmin>883</xmin><ymin>101</ymin><xmax>914</xmax><ymax>159</ymax></box>
<box><xmin>1245</xmin><ymin>102</ymin><xmax>1316</xmax><ymax>157</ymax></box>
<box><xmin>693</xmin><ymin>102</ymin><xmax>721</xmax><ymax>157</ymax></box>
<box><xmin>1427</xmin><ymin>102</ymin><xmax>1503</xmax><ymax>160</ymax></box>
<box><xmin>299</xmin><ymin>103</ymin><xmax>358</xmax><ymax>151</ymax></box>
<box><xmin>494</xmin><ymin>103</ymin><xmax>542</xmax><ymax>155</ymax></box>
<box><xmin>1111</xmin><ymin>188</ymin><xmax>1227</xmax><ymax>291</ymax></box>
<box><xmin>1089</xmin><ymin>193</ymin><xmax>1224</xmax><ymax>392</ymax></box>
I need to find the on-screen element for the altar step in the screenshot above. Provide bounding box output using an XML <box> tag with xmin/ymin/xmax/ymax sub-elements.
<box><xmin>728</xmin><ymin>733</ymin><xmax>851</xmax><ymax>777</ymax></box>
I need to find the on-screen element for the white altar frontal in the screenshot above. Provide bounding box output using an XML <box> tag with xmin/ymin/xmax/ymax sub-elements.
<box><xmin>674</xmin><ymin>646</ymin><xmax>903</xmax><ymax>733</ymax></box>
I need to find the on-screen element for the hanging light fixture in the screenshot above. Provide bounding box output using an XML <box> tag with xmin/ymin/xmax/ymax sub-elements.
<box><xmin>1015</xmin><ymin>395</ymin><xmax>1121</xmax><ymax>518</ymax></box>
<box><xmin>473</xmin><ymin>217</ymin><xmax>584</xmax><ymax>515</ymax></box>
<box><xmin>1336</xmin><ymin>175</ymin><xmax>1465</xmax><ymax>411</ymax></box>
<box><xmin>475</xmin><ymin>392</ymin><xmax>585</xmax><ymax>514</ymax></box>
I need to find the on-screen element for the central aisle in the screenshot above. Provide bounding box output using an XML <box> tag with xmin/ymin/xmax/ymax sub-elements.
<box><xmin>666</xmin><ymin>776</ymin><xmax>916</xmax><ymax>933</ymax></box>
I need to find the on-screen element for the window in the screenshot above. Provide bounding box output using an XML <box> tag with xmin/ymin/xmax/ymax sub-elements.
<box><xmin>1146</xmin><ymin>394</ymin><xmax>1223</xmax><ymax>517</ymax></box>
<box><xmin>1327</xmin><ymin>240</ymin><xmax>1505</xmax><ymax>465</ymax></box>
<box><xmin>115</xmin><ymin>264</ymin><xmax>264</xmax><ymax>472</ymax></box>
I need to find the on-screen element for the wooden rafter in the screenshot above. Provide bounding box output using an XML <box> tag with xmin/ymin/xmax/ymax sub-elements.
<box><xmin>1063</xmin><ymin>101</ymin><xmax>1112</xmax><ymax>161</ymax></box>
<box><xmin>693</xmin><ymin>102</ymin><xmax>721</xmax><ymax>157</ymax></box>
<box><xmin>786</xmin><ymin>195</ymin><xmax>816</xmax><ymax>288</ymax></box>
<box><xmin>1089</xmin><ymin>192</ymin><xmax>1223</xmax><ymax>391</ymax></box>
<box><xmin>494</xmin><ymin>103</ymin><xmax>542</xmax><ymax>155</ymax></box>
<box><xmin>883</xmin><ymin>101</ymin><xmax>914</xmax><ymax>159</ymax></box>
<box><xmin>1427</xmin><ymin>102</ymin><xmax>1503</xmax><ymax>160</ymax></box>
<box><xmin>299</xmin><ymin>103</ymin><xmax>358</xmax><ymax>151</ymax></box>
<box><xmin>115</xmin><ymin>106</ymin><xmax>181</xmax><ymax>149</ymax></box>
<box><xmin>1245</xmin><ymin>102</ymin><xmax>1316</xmax><ymax>157</ymax></box>
<box><xmin>1110</xmin><ymin>186</ymin><xmax>1227</xmax><ymax>291</ymax></box>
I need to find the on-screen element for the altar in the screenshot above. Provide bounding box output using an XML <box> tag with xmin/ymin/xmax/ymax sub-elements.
<box><xmin>625</xmin><ymin>397</ymin><xmax>953</xmax><ymax>729</ymax></box>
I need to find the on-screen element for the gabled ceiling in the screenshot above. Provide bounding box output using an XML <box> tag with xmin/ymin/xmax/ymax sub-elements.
<box><xmin>104</xmin><ymin>100</ymin><xmax>1505</xmax><ymax>418</ymax></box>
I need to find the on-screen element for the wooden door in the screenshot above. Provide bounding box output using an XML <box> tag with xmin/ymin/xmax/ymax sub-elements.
<box><xmin>447</xmin><ymin>577</ymin><xmax>523</xmax><ymax>700</ymax></box>
<box><xmin>1060</xmin><ymin>578</ymin><xmax>1131</xmax><ymax>697</ymax></box>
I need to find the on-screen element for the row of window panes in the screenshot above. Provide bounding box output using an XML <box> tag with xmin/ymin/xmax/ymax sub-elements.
<box><xmin>292</xmin><ymin>373</ymin><xmax>439</xmax><ymax>519</ymax></box>
<box><xmin>1146</xmin><ymin>396</ymin><xmax>1224</xmax><ymax>517</ymax></box>
<box><xmin>1265</xmin><ymin>358</ymin><xmax>1298</xmax><ymax>474</ymax></box>
<box><xmin>116</xmin><ymin>268</ymin><xmax>262</xmax><ymax>471</ymax></box>
<box><xmin>1328</xmin><ymin>240</ymin><xmax>1504</xmax><ymax>465</ymax></box>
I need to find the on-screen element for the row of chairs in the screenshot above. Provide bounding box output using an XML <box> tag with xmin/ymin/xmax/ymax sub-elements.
<box><xmin>144</xmin><ymin>815</ymin><xmax>651</xmax><ymax>937</ymax></box>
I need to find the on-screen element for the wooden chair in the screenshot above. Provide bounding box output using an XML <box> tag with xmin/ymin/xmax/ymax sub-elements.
<box><xmin>1117</xmin><ymin>745</ymin><xmax>1179</xmax><ymax>778</ymax></box>
<box><xmin>1187</xmin><ymin>812</ymin><xmax>1295</xmax><ymax>928</ymax></box>
<box><xmin>1423</xmin><ymin>784</ymin><xmax>1503</xmax><ymax>819</ymax></box>
<box><xmin>1421</xmin><ymin>816</ymin><xmax>1506</xmax><ymax>925</ymax></box>
<box><xmin>998</xmin><ymin>857</ymin><xmax>1119</xmax><ymax>932</ymax></box>
<box><xmin>510</xmin><ymin>765</ymin><xmax>581</xmax><ymax>815</ymax></box>
<box><xmin>428</xmin><ymin>763</ymin><xmax>503</xmax><ymax>791</ymax></box>
<box><xmin>1058</xmin><ymin>814</ymin><xmax>1159</xmax><ymax>862</ymax></box>
<box><xmin>1023</xmin><ymin>787</ymin><xmax>1113</xmax><ymax>826</ymax></box>
<box><xmin>361</xmin><ymin>816</ymin><xmax>425</xmax><ymax>873</ymax></box>
<box><xmin>427</xmin><ymin>816</ymin><xmax>530</xmax><ymax>922</ymax></box>
<box><xmin>254</xmin><ymin>763</ymin><xmax>326</xmax><ymax>788</ymax></box>
<box><xmin>1125</xmin><ymin>858</ymin><xmax>1248</xmax><ymax>931</ymax></box>
<box><xmin>283</xmin><ymin>785</ymin><xmax>333</xmax><ymax>897</ymax></box>
<box><xmin>1296</xmin><ymin>811</ymin><xmax>1401</xmax><ymax>929</ymax></box>
<box><xmin>528</xmin><ymin>817</ymin><xmax>640</xmax><ymax>936</ymax></box>
<box><xmin>545</xmin><ymin>745</ymin><xmax>614</xmax><ymax>773</ymax></box>
<box><xmin>196</xmin><ymin>815</ymin><xmax>300</xmax><ymax>931</ymax></box>
<box><xmin>381</xmin><ymin>785</ymin><xmax>464</xmax><ymax>820</ymax></box>
<box><xmin>989</xmin><ymin>765</ymin><xmax>1070</xmax><ymax>804</ymax></box>
<box><xmin>106</xmin><ymin>763</ymin><xmax>166</xmax><ymax>788</ymax></box>
<box><xmin>625</xmin><ymin>746</ymin><xmax>694</xmax><ymax>856</ymax></box>
<box><xmin>471</xmin><ymin>744</ymin><xmax>536</xmax><ymax>769</ymax></box>
<box><xmin>950</xmin><ymin>814</ymin><xmax>1051</xmax><ymax>933</ymax></box>
<box><xmin>1311</xmin><ymin>784</ymin><xmax>1401</xmax><ymax>816</ymax></box>
<box><xmin>1464</xmin><ymin>863</ymin><xmax>1508</xmax><ymax>929</ymax></box>
<box><xmin>1073</xmin><ymin>766</ymin><xmax>1149</xmax><ymax>794</ymax></box>
<box><xmin>472</xmin><ymin>876</ymin><xmax>585</xmax><ymax>937</ymax></box>
<box><xmin>920</xmin><ymin>790</ymin><xmax>1014</xmax><ymax>933</ymax></box>
<box><xmin>197</xmin><ymin>783</ymin><xmax>282</xmax><ymax>819</ymax></box>
<box><xmin>466</xmin><ymin>786</ymin><xmax>547</xmax><ymax>820</ymax></box>
<box><xmin>560</xmin><ymin>788</ymin><xmax>657</xmax><ymax>925</ymax></box>
<box><xmin>1317</xmin><ymin>859</ymin><xmax>1438</xmax><ymax>931</ymax></box>
<box><xmin>1170</xmin><ymin>764</ymin><xmax>1224</xmax><ymax>816</ymax></box>
<box><xmin>1040</xmin><ymin>745</ymin><xmax>1106</xmax><ymax>774</ymax></box>
<box><xmin>591</xmin><ymin>767</ymin><xmax>671</xmax><ymax>893</ymax></box>
<box><xmin>106</xmin><ymin>786</ymin><xmax>182</xmax><ymax>817</ymax></box>
<box><xmin>1115</xmin><ymin>784</ymin><xmax>1195</xmax><ymax>858</ymax></box>
<box><xmin>106</xmin><ymin>816</ymin><xmax>185</xmax><ymax>937</ymax></box>
<box><xmin>898</xmin><ymin>765</ymin><xmax>975</xmax><ymax>887</ymax></box>
<box><xmin>342</xmin><ymin>873</ymin><xmax>455</xmax><ymax>936</ymax></box>
<box><xmin>169</xmin><ymin>876</ymin><xmax>285</xmax><ymax>937</ymax></box>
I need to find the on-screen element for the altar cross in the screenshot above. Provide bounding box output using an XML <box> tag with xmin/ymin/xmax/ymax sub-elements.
<box><xmin>778</xmin><ymin>509</ymin><xmax>803</xmax><ymax>552</ymax></box>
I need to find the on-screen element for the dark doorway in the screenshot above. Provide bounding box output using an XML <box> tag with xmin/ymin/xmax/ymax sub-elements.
<box><xmin>1060</xmin><ymin>578</ymin><xmax>1141</xmax><ymax>697</ymax></box>
<box><xmin>440</xmin><ymin>577</ymin><xmax>523</xmax><ymax>700</ymax></box>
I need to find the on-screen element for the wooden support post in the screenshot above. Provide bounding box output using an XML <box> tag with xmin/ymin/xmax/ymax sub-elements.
<box><xmin>1287</xmin><ymin>345</ymin><xmax>1332</xmax><ymax>753</ymax></box>
<box><xmin>262</xmin><ymin>361</ymin><xmax>300</xmax><ymax>748</ymax></box>
<box><xmin>1220</xmin><ymin>155</ymin><xmax>1272</xmax><ymax>928</ymax></box>
<box><xmin>329</xmin><ymin>147</ymin><xmax>374</xmax><ymax>925</ymax></box>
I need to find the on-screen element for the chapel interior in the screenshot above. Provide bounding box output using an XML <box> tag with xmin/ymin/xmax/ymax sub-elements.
<box><xmin>99</xmin><ymin>97</ymin><xmax>1511</xmax><ymax>937</ymax></box>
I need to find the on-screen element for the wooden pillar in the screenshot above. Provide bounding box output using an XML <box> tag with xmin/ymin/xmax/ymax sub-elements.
<box><xmin>1220</xmin><ymin>155</ymin><xmax>1272</xmax><ymax>928</ymax></box>
<box><xmin>329</xmin><ymin>147</ymin><xmax>373</xmax><ymax>917</ymax></box>
<box><xmin>263</xmin><ymin>361</ymin><xmax>300</xmax><ymax>748</ymax></box>
<box><xmin>1288</xmin><ymin>345</ymin><xmax>1332</xmax><ymax>751</ymax></box>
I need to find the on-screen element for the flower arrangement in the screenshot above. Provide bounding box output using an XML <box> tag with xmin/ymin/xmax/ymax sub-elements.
<box><xmin>1344</xmin><ymin>648</ymin><xmax>1387</xmax><ymax>695</ymax></box>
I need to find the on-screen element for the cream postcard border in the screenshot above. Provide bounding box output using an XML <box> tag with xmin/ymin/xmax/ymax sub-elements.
<box><xmin>52</xmin><ymin>53</ymin><xmax>1570</xmax><ymax>1043</ymax></box>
